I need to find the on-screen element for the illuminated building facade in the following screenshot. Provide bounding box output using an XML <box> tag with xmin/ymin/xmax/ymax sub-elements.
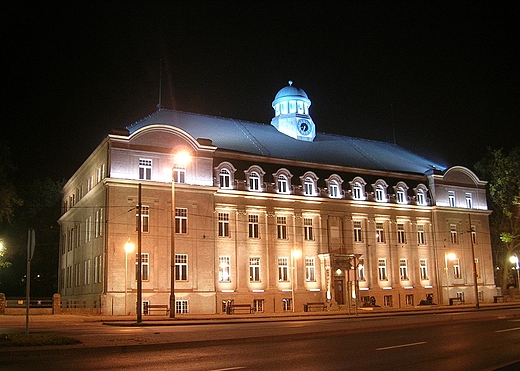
<box><xmin>58</xmin><ymin>82</ymin><xmax>495</xmax><ymax>315</ymax></box>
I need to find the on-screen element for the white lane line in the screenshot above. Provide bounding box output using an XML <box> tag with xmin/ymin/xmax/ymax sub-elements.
<box><xmin>376</xmin><ymin>341</ymin><xmax>427</xmax><ymax>351</ymax></box>
<box><xmin>496</xmin><ymin>327</ymin><xmax>520</xmax><ymax>333</ymax></box>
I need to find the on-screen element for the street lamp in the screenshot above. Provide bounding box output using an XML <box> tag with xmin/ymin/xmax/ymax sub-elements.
<box><xmin>510</xmin><ymin>255</ymin><xmax>520</xmax><ymax>292</ymax></box>
<box><xmin>444</xmin><ymin>252</ymin><xmax>457</xmax><ymax>305</ymax></box>
<box><xmin>170</xmin><ymin>151</ymin><xmax>191</xmax><ymax>318</ymax></box>
<box><xmin>291</xmin><ymin>249</ymin><xmax>302</xmax><ymax>312</ymax></box>
<box><xmin>124</xmin><ymin>239</ymin><xmax>135</xmax><ymax>315</ymax></box>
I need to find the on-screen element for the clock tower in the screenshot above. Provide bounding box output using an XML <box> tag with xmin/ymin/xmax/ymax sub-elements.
<box><xmin>270</xmin><ymin>81</ymin><xmax>316</xmax><ymax>141</ymax></box>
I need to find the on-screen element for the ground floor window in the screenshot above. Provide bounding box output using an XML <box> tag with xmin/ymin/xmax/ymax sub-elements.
<box><xmin>253</xmin><ymin>299</ymin><xmax>264</xmax><ymax>312</ymax></box>
<box><xmin>405</xmin><ymin>294</ymin><xmax>414</xmax><ymax>306</ymax></box>
<box><xmin>142</xmin><ymin>300</ymin><xmax>150</xmax><ymax>315</ymax></box>
<box><xmin>282</xmin><ymin>298</ymin><xmax>292</xmax><ymax>311</ymax></box>
<box><xmin>383</xmin><ymin>295</ymin><xmax>393</xmax><ymax>307</ymax></box>
<box><xmin>176</xmin><ymin>300</ymin><xmax>189</xmax><ymax>314</ymax></box>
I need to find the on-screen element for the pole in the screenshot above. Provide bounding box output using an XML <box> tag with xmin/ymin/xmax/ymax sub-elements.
<box><xmin>468</xmin><ymin>214</ymin><xmax>479</xmax><ymax>309</ymax></box>
<box><xmin>170</xmin><ymin>172</ymin><xmax>176</xmax><ymax>318</ymax></box>
<box><xmin>291</xmin><ymin>253</ymin><xmax>295</xmax><ymax>312</ymax></box>
<box><xmin>445</xmin><ymin>253</ymin><xmax>449</xmax><ymax>305</ymax></box>
<box><xmin>125</xmin><ymin>250</ymin><xmax>128</xmax><ymax>315</ymax></box>
<box><xmin>137</xmin><ymin>184</ymin><xmax>142</xmax><ymax>323</ymax></box>
<box><xmin>25</xmin><ymin>229</ymin><xmax>35</xmax><ymax>335</ymax></box>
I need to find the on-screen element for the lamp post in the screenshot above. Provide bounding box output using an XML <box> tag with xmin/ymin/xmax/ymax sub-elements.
<box><xmin>170</xmin><ymin>151</ymin><xmax>191</xmax><ymax>318</ymax></box>
<box><xmin>444</xmin><ymin>252</ymin><xmax>457</xmax><ymax>305</ymax></box>
<box><xmin>510</xmin><ymin>255</ymin><xmax>520</xmax><ymax>293</ymax></box>
<box><xmin>291</xmin><ymin>248</ymin><xmax>302</xmax><ymax>312</ymax></box>
<box><xmin>124</xmin><ymin>239</ymin><xmax>135</xmax><ymax>315</ymax></box>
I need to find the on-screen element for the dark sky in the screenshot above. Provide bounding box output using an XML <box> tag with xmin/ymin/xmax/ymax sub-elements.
<box><xmin>3</xmin><ymin>1</ymin><xmax>519</xmax><ymax>182</ymax></box>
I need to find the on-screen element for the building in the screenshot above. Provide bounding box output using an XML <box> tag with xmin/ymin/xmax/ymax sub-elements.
<box><xmin>58</xmin><ymin>82</ymin><xmax>495</xmax><ymax>315</ymax></box>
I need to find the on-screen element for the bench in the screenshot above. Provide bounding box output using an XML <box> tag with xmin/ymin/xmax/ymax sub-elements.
<box><xmin>449</xmin><ymin>298</ymin><xmax>464</xmax><ymax>305</ymax></box>
<box><xmin>493</xmin><ymin>295</ymin><xmax>506</xmax><ymax>303</ymax></box>
<box><xmin>231</xmin><ymin>304</ymin><xmax>253</xmax><ymax>314</ymax></box>
<box><xmin>145</xmin><ymin>304</ymin><xmax>169</xmax><ymax>315</ymax></box>
<box><xmin>304</xmin><ymin>302</ymin><xmax>327</xmax><ymax>312</ymax></box>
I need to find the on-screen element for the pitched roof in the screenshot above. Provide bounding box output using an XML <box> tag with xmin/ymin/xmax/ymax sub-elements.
<box><xmin>126</xmin><ymin>109</ymin><xmax>446</xmax><ymax>174</ymax></box>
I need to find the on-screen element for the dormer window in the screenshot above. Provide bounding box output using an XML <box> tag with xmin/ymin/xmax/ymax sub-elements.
<box><xmin>220</xmin><ymin>169</ymin><xmax>231</xmax><ymax>189</ymax></box>
<box><xmin>245</xmin><ymin>166</ymin><xmax>265</xmax><ymax>192</ymax></box>
<box><xmin>375</xmin><ymin>185</ymin><xmax>385</xmax><ymax>202</ymax></box>
<box><xmin>273</xmin><ymin>168</ymin><xmax>293</xmax><ymax>194</ymax></box>
<box><xmin>215</xmin><ymin>162</ymin><xmax>236</xmax><ymax>189</ymax></box>
<box><xmin>394</xmin><ymin>182</ymin><xmax>409</xmax><ymax>204</ymax></box>
<box><xmin>249</xmin><ymin>172</ymin><xmax>260</xmax><ymax>191</ymax></box>
<box><xmin>300</xmin><ymin>172</ymin><xmax>319</xmax><ymax>197</ymax></box>
<box><xmin>278</xmin><ymin>175</ymin><xmax>288</xmax><ymax>194</ymax></box>
<box><xmin>326</xmin><ymin>174</ymin><xmax>343</xmax><ymax>199</ymax></box>
<box><xmin>416</xmin><ymin>189</ymin><xmax>426</xmax><ymax>205</ymax></box>
<box><xmin>465</xmin><ymin>193</ymin><xmax>473</xmax><ymax>209</ymax></box>
<box><xmin>353</xmin><ymin>183</ymin><xmax>363</xmax><ymax>200</ymax></box>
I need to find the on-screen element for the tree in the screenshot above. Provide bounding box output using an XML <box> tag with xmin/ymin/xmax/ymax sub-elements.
<box><xmin>474</xmin><ymin>147</ymin><xmax>520</xmax><ymax>289</ymax></box>
<box><xmin>0</xmin><ymin>141</ymin><xmax>22</xmax><ymax>224</ymax></box>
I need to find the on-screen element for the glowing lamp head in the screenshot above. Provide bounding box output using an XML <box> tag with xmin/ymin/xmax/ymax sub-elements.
<box><xmin>510</xmin><ymin>256</ymin><xmax>519</xmax><ymax>264</ymax></box>
<box><xmin>446</xmin><ymin>252</ymin><xmax>457</xmax><ymax>261</ymax></box>
<box><xmin>292</xmin><ymin>249</ymin><xmax>302</xmax><ymax>259</ymax></box>
<box><xmin>174</xmin><ymin>151</ymin><xmax>191</xmax><ymax>167</ymax></box>
<box><xmin>124</xmin><ymin>240</ymin><xmax>135</xmax><ymax>253</ymax></box>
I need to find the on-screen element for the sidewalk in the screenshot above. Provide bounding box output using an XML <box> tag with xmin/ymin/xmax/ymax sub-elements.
<box><xmin>1</xmin><ymin>302</ymin><xmax>519</xmax><ymax>352</ymax></box>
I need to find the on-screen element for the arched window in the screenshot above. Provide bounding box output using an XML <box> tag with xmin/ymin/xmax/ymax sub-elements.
<box><xmin>353</xmin><ymin>182</ymin><xmax>363</xmax><ymax>200</ymax></box>
<box><xmin>329</xmin><ymin>180</ymin><xmax>339</xmax><ymax>198</ymax></box>
<box><xmin>278</xmin><ymin>175</ymin><xmax>288</xmax><ymax>194</ymax></box>
<box><xmin>396</xmin><ymin>187</ymin><xmax>406</xmax><ymax>203</ymax></box>
<box><xmin>414</xmin><ymin>184</ymin><xmax>428</xmax><ymax>206</ymax></box>
<box><xmin>249</xmin><ymin>172</ymin><xmax>260</xmax><ymax>191</ymax></box>
<box><xmin>219</xmin><ymin>169</ymin><xmax>231</xmax><ymax>189</ymax></box>
<box><xmin>304</xmin><ymin>177</ymin><xmax>314</xmax><ymax>195</ymax></box>
<box><xmin>300</xmin><ymin>171</ymin><xmax>319</xmax><ymax>197</ymax></box>
<box><xmin>375</xmin><ymin>185</ymin><xmax>385</xmax><ymax>202</ymax></box>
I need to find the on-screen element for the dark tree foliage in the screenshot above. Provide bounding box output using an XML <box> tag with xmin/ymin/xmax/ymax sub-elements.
<box><xmin>474</xmin><ymin>147</ymin><xmax>520</xmax><ymax>289</ymax></box>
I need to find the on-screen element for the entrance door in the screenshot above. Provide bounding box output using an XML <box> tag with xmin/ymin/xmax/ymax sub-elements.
<box><xmin>335</xmin><ymin>279</ymin><xmax>345</xmax><ymax>305</ymax></box>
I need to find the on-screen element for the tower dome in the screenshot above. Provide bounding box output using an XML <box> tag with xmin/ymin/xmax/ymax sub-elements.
<box><xmin>270</xmin><ymin>81</ymin><xmax>315</xmax><ymax>142</ymax></box>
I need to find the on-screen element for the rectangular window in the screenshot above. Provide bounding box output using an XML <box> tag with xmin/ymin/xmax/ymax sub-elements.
<box><xmin>175</xmin><ymin>300</ymin><xmax>189</xmax><ymax>314</ymax></box>
<box><xmin>358</xmin><ymin>258</ymin><xmax>365</xmax><ymax>281</ymax></box>
<box><xmin>419</xmin><ymin>258</ymin><xmax>428</xmax><ymax>280</ymax></box>
<box><xmin>376</xmin><ymin>222</ymin><xmax>385</xmax><ymax>243</ymax></box>
<box><xmin>85</xmin><ymin>216</ymin><xmax>91</xmax><ymax>243</ymax></box>
<box><xmin>139</xmin><ymin>158</ymin><xmax>152</xmax><ymax>180</ymax></box>
<box><xmin>218</xmin><ymin>212</ymin><xmax>230</xmax><ymax>237</ymax></box>
<box><xmin>353</xmin><ymin>220</ymin><xmax>363</xmax><ymax>242</ymax></box>
<box><xmin>450</xmin><ymin>224</ymin><xmax>458</xmax><ymax>244</ymax></box>
<box><xmin>397</xmin><ymin>223</ymin><xmax>406</xmax><ymax>244</ymax></box>
<box><xmin>277</xmin><ymin>216</ymin><xmax>287</xmax><ymax>239</ymax></box>
<box><xmin>95</xmin><ymin>208</ymin><xmax>103</xmax><ymax>238</ymax></box>
<box><xmin>448</xmin><ymin>191</ymin><xmax>455</xmax><ymax>207</ymax></box>
<box><xmin>471</xmin><ymin>225</ymin><xmax>477</xmax><ymax>245</ymax></box>
<box><xmin>248</xmin><ymin>214</ymin><xmax>259</xmax><ymax>238</ymax></box>
<box><xmin>399</xmin><ymin>258</ymin><xmax>408</xmax><ymax>280</ymax></box>
<box><xmin>278</xmin><ymin>257</ymin><xmax>289</xmax><ymax>281</ymax></box>
<box><xmin>83</xmin><ymin>259</ymin><xmax>91</xmax><ymax>285</ymax></box>
<box><xmin>383</xmin><ymin>295</ymin><xmax>393</xmax><ymax>307</ymax></box>
<box><xmin>175</xmin><ymin>208</ymin><xmax>188</xmax><ymax>234</ymax></box>
<box><xmin>378</xmin><ymin>258</ymin><xmax>387</xmax><ymax>281</ymax></box>
<box><xmin>417</xmin><ymin>224</ymin><xmax>426</xmax><ymax>245</ymax></box>
<box><xmin>453</xmin><ymin>258</ymin><xmax>461</xmax><ymax>279</ymax></box>
<box><xmin>282</xmin><ymin>298</ymin><xmax>292</xmax><ymax>311</ymax></box>
<box><xmin>253</xmin><ymin>299</ymin><xmax>264</xmax><ymax>313</ymax></box>
<box><xmin>465</xmin><ymin>193</ymin><xmax>473</xmax><ymax>209</ymax></box>
<box><xmin>219</xmin><ymin>256</ymin><xmax>231</xmax><ymax>282</ymax></box>
<box><xmin>250</xmin><ymin>257</ymin><xmax>260</xmax><ymax>282</ymax></box>
<box><xmin>175</xmin><ymin>254</ymin><xmax>188</xmax><ymax>281</ymax></box>
<box><xmin>136</xmin><ymin>205</ymin><xmax>149</xmax><ymax>233</ymax></box>
<box><xmin>74</xmin><ymin>263</ymin><xmax>81</xmax><ymax>287</ymax></box>
<box><xmin>305</xmin><ymin>257</ymin><xmax>316</xmax><ymax>281</ymax></box>
<box><xmin>94</xmin><ymin>255</ymin><xmax>102</xmax><ymax>283</ymax></box>
<box><xmin>135</xmin><ymin>253</ymin><xmax>149</xmax><ymax>281</ymax></box>
<box><xmin>173</xmin><ymin>166</ymin><xmax>186</xmax><ymax>184</ymax></box>
<box><xmin>303</xmin><ymin>217</ymin><xmax>314</xmax><ymax>241</ymax></box>
<box><xmin>475</xmin><ymin>258</ymin><xmax>480</xmax><ymax>279</ymax></box>
<box><xmin>405</xmin><ymin>294</ymin><xmax>414</xmax><ymax>306</ymax></box>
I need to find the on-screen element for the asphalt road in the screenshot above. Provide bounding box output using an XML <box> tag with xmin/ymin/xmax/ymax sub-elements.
<box><xmin>1</xmin><ymin>307</ymin><xmax>519</xmax><ymax>370</ymax></box>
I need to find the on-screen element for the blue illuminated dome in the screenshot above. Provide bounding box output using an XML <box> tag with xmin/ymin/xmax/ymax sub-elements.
<box><xmin>272</xmin><ymin>80</ymin><xmax>310</xmax><ymax>107</ymax></box>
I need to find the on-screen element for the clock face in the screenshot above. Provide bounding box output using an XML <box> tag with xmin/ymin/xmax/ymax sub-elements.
<box><xmin>298</xmin><ymin>119</ymin><xmax>312</xmax><ymax>135</ymax></box>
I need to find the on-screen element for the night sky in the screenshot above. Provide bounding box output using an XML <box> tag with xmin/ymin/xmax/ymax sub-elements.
<box><xmin>4</xmin><ymin>1</ymin><xmax>519</xmax><ymax>183</ymax></box>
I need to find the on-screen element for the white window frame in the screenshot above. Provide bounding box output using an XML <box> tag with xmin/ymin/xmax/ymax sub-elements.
<box><xmin>175</xmin><ymin>254</ymin><xmax>188</xmax><ymax>281</ymax></box>
<box><xmin>399</xmin><ymin>258</ymin><xmax>409</xmax><ymax>280</ymax></box>
<box><xmin>376</xmin><ymin>222</ymin><xmax>385</xmax><ymax>243</ymax></box>
<box><xmin>250</xmin><ymin>257</ymin><xmax>260</xmax><ymax>282</ymax></box>
<box><xmin>305</xmin><ymin>257</ymin><xmax>316</xmax><ymax>282</ymax></box>
<box><xmin>219</xmin><ymin>256</ymin><xmax>231</xmax><ymax>282</ymax></box>
<box><xmin>219</xmin><ymin>168</ymin><xmax>231</xmax><ymax>189</ymax></box>
<box><xmin>278</xmin><ymin>257</ymin><xmax>289</xmax><ymax>282</ymax></box>
<box><xmin>304</xmin><ymin>217</ymin><xmax>314</xmax><ymax>241</ymax></box>
<box><xmin>397</xmin><ymin>223</ymin><xmax>406</xmax><ymax>244</ymax></box>
<box><xmin>175</xmin><ymin>208</ymin><xmax>188</xmax><ymax>234</ymax></box>
<box><xmin>448</xmin><ymin>191</ymin><xmax>456</xmax><ymax>207</ymax></box>
<box><xmin>417</xmin><ymin>224</ymin><xmax>426</xmax><ymax>245</ymax></box>
<box><xmin>249</xmin><ymin>171</ymin><xmax>260</xmax><ymax>191</ymax></box>
<box><xmin>277</xmin><ymin>175</ymin><xmax>289</xmax><ymax>194</ymax></box>
<box><xmin>139</xmin><ymin>158</ymin><xmax>152</xmax><ymax>180</ymax></box>
<box><xmin>218</xmin><ymin>212</ymin><xmax>230</xmax><ymax>237</ymax></box>
<box><xmin>465</xmin><ymin>193</ymin><xmax>473</xmax><ymax>209</ymax></box>
<box><xmin>248</xmin><ymin>214</ymin><xmax>259</xmax><ymax>238</ymax></box>
<box><xmin>277</xmin><ymin>216</ymin><xmax>288</xmax><ymax>240</ymax></box>
<box><xmin>135</xmin><ymin>253</ymin><xmax>149</xmax><ymax>281</ymax></box>
<box><xmin>450</xmin><ymin>224</ymin><xmax>458</xmax><ymax>244</ymax></box>
<box><xmin>419</xmin><ymin>258</ymin><xmax>428</xmax><ymax>280</ymax></box>
<box><xmin>378</xmin><ymin>258</ymin><xmax>388</xmax><ymax>281</ymax></box>
<box><xmin>353</xmin><ymin>220</ymin><xmax>363</xmax><ymax>243</ymax></box>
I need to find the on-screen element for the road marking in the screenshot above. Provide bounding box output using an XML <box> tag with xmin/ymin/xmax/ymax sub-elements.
<box><xmin>376</xmin><ymin>341</ymin><xmax>427</xmax><ymax>351</ymax></box>
<box><xmin>496</xmin><ymin>327</ymin><xmax>520</xmax><ymax>333</ymax></box>
<box><xmin>211</xmin><ymin>368</ymin><xmax>246</xmax><ymax>371</ymax></box>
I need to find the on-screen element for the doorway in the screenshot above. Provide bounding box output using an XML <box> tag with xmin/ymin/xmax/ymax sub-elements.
<box><xmin>334</xmin><ymin>279</ymin><xmax>345</xmax><ymax>305</ymax></box>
